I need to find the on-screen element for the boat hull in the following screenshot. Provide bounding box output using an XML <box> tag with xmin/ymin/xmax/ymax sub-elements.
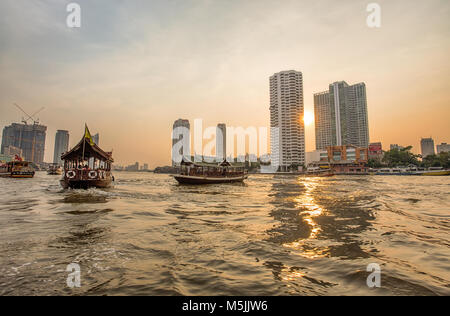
<box><xmin>421</xmin><ymin>170</ymin><xmax>450</xmax><ymax>176</ymax></box>
<box><xmin>48</xmin><ymin>171</ymin><xmax>62</xmax><ymax>175</ymax></box>
<box><xmin>303</xmin><ymin>172</ymin><xmax>334</xmax><ymax>177</ymax></box>
<box><xmin>0</xmin><ymin>172</ymin><xmax>35</xmax><ymax>178</ymax></box>
<box><xmin>173</xmin><ymin>174</ymin><xmax>248</xmax><ymax>184</ymax></box>
<box><xmin>60</xmin><ymin>179</ymin><xmax>113</xmax><ymax>189</ymax></box>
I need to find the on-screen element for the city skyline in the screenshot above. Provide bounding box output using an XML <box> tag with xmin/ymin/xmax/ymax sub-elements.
<box><xmin>0</xmin><ymin>0</ymin><xmax>449</xmax><ymax>167</ymax></box>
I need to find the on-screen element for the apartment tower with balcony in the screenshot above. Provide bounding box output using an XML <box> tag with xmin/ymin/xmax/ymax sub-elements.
<box><xmin>269</xmin><ymin>70</ymin><xmax>305</xmax><ymax>171</ymax></box>
<box><xmin>314</xmin><ymin>81</ymin><xmax>369</xmax><ymax>150</ymax></box>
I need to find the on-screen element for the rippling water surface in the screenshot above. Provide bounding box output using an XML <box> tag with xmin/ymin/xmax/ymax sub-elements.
<box><xmin>0</xmin><ymin>172</ymin><xmax>449</xmax><ymax>295</ymax></box>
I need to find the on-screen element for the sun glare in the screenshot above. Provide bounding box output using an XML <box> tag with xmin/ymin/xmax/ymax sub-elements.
<box><xmin>303</xmin><ymin>111</ymin><xmax>314</xmax><ymax>126</ymax></box>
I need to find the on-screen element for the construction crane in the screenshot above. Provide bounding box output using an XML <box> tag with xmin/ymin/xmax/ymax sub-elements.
<box><xmin>14</xmin><ymin>103</ymin><xmax>45</xmax><ymax>125</ymax></box>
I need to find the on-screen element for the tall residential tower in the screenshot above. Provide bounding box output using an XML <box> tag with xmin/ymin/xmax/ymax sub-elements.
<box><xmin>216</xmin><ymin>123</ymin><xmax>227</xmax><ymax>161</ymax></box>
<box><xmin>314</xmin><ymin>81</ymin><xmax>369</xmax><ymax>150</ymax></box>
<box><xmin>53</xmin><ymin>130</ymin><xmax>69</xmax><ymax>165</ymax></box>
<box><xmin>269</xmin><ymin>70</ymin><xmax>305</xmax><ymax>171</ymax></box>
<box><xmin>172</xmin><ymin>119</ymin><xmax>191</xmax><ymax>166</ymax></box>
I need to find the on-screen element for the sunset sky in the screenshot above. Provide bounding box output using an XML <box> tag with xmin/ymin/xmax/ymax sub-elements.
<box><xmin>0</xmin><ymin>0</ymin><xmax>449</xmax><ymax>167</ymax></box>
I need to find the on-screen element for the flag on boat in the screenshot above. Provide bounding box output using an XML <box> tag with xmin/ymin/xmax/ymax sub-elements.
<box><xmin>84</xmin><ymin>124</ymin><xmax>95</xmax><ymax>146</ymax></box>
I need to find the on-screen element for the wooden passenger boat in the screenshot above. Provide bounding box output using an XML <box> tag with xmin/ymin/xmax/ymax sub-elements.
<box><xmin>173</xmin><ymin>159</ymin><xmax>248</xmax><ymax>184</ymax></box>
<box><xmin>60</xmin><ymin>125</ymin><xmax>114</xmax><ymax>189</ymax></box>
<box><xmin>420</xmin><ymin>167</ymin><xmax>450</xmax><ymax>176</ymax></box>
<box><xmin>0</xmin><ymin>160</ymin><xmax>35</xmax><ymax>178</ymax></box>
<box><xmin>47</xmin><ymin>163</ymin><xmax>62</xmax><ymax>175</ymax></box>
<box><xmin>303</xmin><ymin>166</ymin><xmax>334</xmax><ymax>177</ymax></box>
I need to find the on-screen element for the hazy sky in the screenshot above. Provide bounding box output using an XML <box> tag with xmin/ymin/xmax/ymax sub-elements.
<box><xmin>0</xmin><ymin>0</ymin><xmax>449</xmax><ymax>167</ymax></box>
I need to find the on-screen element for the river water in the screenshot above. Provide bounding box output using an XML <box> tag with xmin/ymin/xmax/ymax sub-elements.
<box><xmin>0</xmin><ymin>172</ymin><xmax>449</xmax><ymax>295</ymax></box>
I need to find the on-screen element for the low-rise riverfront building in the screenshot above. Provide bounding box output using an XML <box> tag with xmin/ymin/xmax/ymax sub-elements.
<box><xmin>311</xmin><ymin>145</ymin><xmax>369</xmax><ymax>174</ymax></box>
<box><xmin>437</xmin><ymin>143</ymin><xmax>450</xmax><ymax>154</ymax></box>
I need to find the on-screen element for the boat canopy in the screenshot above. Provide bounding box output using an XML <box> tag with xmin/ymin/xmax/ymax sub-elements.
<box><xmin>218</xmin><ymin>159</ymin><xmax>232</xmax><ymax>167</ymax></box>
<box><xmin>180</xmin><ymin>158</ymin><xmax>242</xmax><ymax>169</ymax></box>
<box><xmin>61</xmin><ymin>136</ymin><xmax>113</xmax><ymax>163</ymax></box>
<box><xmin>180</xmin><ymin>157</ymin><xmax>194</xmax><ymax>166</ymax></box>
<box><xmin>7</xmin><ymin>161</ymin><xmax>29</xmax><ymax>166</ymax></box>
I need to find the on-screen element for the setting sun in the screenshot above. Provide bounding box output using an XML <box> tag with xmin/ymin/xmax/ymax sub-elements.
<box><xmin>303</xmin><ymin>111</ymin><xmax>314</xmax><ymax>126</ymax></box>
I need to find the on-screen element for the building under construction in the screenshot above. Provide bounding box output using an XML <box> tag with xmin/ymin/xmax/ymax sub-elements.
<box><xmin>1</xmin><ymin>123</ymin><xmax>47</xmax><ymax>165</ymax></box>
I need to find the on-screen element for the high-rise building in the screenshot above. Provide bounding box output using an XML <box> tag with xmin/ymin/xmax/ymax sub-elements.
<box><xmin>314</xmin><ymin>91</ymin><xmax>334</xmax><ymax>150</ymax></box>
<box><xmin>93</xmin><ymin>133</ymin><xmax>99</xmax><ymax>145</ymax></box>
<box><xmin>314</xmin><ymin>81</ymin><xmax>369</xmax><ymax>150</ymax></box>
<box><xmin>172</xmin><ymin>119</ymin><xmax>191</xmax><ymax>166</ymax></box>
<box><xmin>270</xmin><ymin>70</ymin><xmax>305</xmax><ymax>171</ymax></box>
<box><xmin>390</xmin><ymin>144</ymin><xmax>405</xmax><ymax>151</ymax></box>
<box><xmin>216</xmin><ymin>123</ymin><xmax>226</xmax><ymax>161</ymax></box>
<box><xmin>53</xmin><ymin>130</ymin><xmax>69</xmax><ymax>165</ymax></box>
<box><xmin>437</xmin><ymin>143</ymin><xmax>450</xmax><ymax>154</ymax></box>
<box><xmin>421</xmin><ymin>138</ymin><xmax>435</xmax><ymax>157</ymax></box>
<box><xmin>1</xmin><ymin>123</ymin><xmax>47</xmax><ymax>164</ymax></box>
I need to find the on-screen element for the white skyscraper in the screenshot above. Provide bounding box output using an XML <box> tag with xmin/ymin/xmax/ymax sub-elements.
<box><xmin>172</xmin><ymin>119</ymin><xmax>191</xmax><ymax>166</ymax></box>
<box><xmin>93</xmin><ymin>133</ymin><xmax>99</xmax><ymax>146</ymax></box>
<box><xmin>216</xmin><ymin>123</ymin><xmax>226</xmax><ymax>161</ymax></box>
<box><xmin>269</xmin><ymin>70</ymin><xmax>305</xmax><ymax>171</ymax></box>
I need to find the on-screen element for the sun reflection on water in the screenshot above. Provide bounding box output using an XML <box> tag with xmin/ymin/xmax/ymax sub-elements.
<box><xmin>281</xmin><ymin>270</ymin><xmax>306</xmax><ymax>282</ymax></box>
<box><xmin>283</xmin><ymin>178</ymin><xmax>328</xmax><ymax>259</ymax></box>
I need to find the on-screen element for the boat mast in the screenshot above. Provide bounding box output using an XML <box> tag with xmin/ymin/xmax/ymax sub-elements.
<box><xmin>82</xmin><ymin>123</ymin><xmax>86</xmax><ymax>163</ymax></box>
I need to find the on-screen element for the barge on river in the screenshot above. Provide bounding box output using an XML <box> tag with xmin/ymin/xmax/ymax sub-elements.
<box><xmin>0</xmin><ymin>158</ymin><xmax>35</xmax><ymax>178</ymax></box>
<box><xmin>173</xmin><ymin>159</ymin><xmax>248</xmax><ymax>184</ymax></box>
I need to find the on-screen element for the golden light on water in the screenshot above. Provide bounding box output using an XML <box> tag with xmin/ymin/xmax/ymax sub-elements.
<box><xmin>283</xmin><ymin>178</ymin><xmax>326</xmax><ymax>259</ymax></box>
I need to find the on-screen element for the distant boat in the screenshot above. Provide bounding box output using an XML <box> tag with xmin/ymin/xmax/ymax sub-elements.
<box><xmin>375</xmin><ymin>167</ymin><xmax>450</xmax><ymax>176</ymax></box>
<box><xmin>421</xmin><ymin>167</ymin><xmax>450</xmax><ymax>176</ymax></box>
<box><xmin>0</xmin><ymin>160</ymin><xmax>35</xmax><ymax>178</ymax></box>
<box><xmin>47</xmin><ymin>163</ymin><xmax>62</xmax><ymax>175</ymax></box>
<box><xmin>173</xmin><ymin>159</ymin><xmax>248</xmax><ymax>184</ymax></box>
<box><xmin>303</xmin><ymin>166</ymin><xmax>334</xmax><ymax>177</ymax></box>
<box><xmin>375</xmin><ymin>168</ymin><xmax>408</xmax><ymax>176</ymax></box>
<box><xmin>60</xmin><ymin>125</ymin><xmax>114</xmax><ymax>189</ymax></box>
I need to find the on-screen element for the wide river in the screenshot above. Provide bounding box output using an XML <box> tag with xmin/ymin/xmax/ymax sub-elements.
<box><xmin>0</xmin><ymin>172</ymin><xmax>449</xmax><ymax>295</ymax></box>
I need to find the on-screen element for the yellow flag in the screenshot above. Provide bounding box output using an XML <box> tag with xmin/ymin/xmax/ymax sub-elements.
<box><xmin>84</xmin><ymin>124</ymin><xmax>94</xmax><ymax>146</ymax></box>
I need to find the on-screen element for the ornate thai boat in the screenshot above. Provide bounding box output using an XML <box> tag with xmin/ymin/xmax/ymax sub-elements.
<box><xmin>60</xmin><ymin>125</ymin><xmax>114</xmax><ymax>189</ymax></box>
<box><xmin>0</xmin><ymin>159</ymin><xmax>35</xmax><ymax>178</ymax></box>
<box><xmin>173</xmin><ymin>159</ymin><xmax>248</xmax><ymax>184</ymax></box>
